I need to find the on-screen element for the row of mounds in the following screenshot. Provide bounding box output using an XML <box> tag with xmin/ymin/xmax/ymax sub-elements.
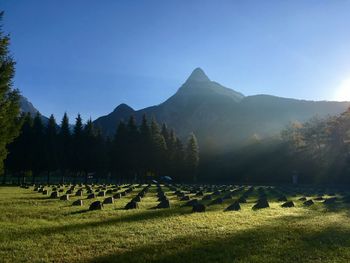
<box><xmin>124</xmin><ymin>185</ymin><xmax>150</xmax><ymax>210</ymax></box>
<box><xmin>271</xmin><ymin>188</ymin><xmax>295</xmax><ymax>207</ymax></box>
<box><xmin>253</xmin><ymin>188</ymin><xmax>270</xmax><ymax>210</ymax></box>
<box><xmin>90</xmin><ymin>185</ymin><xmax>141</xmax><ymax>211</ymax></box>
<box><xmin>297</xmin><ymin>195</ymin><xmax>342</xmax><ymax>207</ymax></box>
<box><xmin>173</xmin><ymin>185</ymin><xmax>206</xmax><ymax>213</ymax></box>
<box><xmin>30</xmin><ymin>183</ymin><xmax>137</xmax><ymax>209</ymax></box>
<box><xmin>277</xmin><ymin>194</ymin><xmax>295</xmax><ymax>208</ymax></box>
<box><xmin>23</xmin><ymin>183</ymin><xmax>350</xmax><ymax>212</ymax></box>
<box><xmin>155</xmin><ymin>185</ymin><xmax>170</xmax><ymax>209</ymax></box>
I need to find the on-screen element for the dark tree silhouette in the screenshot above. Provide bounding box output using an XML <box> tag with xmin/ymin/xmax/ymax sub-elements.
<box><xmin>72</xmin><ymin>114</ymin><xmax>84</xmax><ymax>182</ymax></box>
<box><xmin>186</xmin><ymin>133</ymin><xmax>199</xmax><ymax>182</ymax></box>
<box><xmin>5</xmin><ymin>113</ymin><xmax>195</xmax><ymax>184</ymax></box>
<box><xmin>31</xmin><ymin>113</ymin><xmax>45</xmax><ymax>183</ymax></box>
<box><xmin>58</xmin><ymin>113</ymin><xmax>71</xmax><ymax>184</ymax></box>
<box><xmin>0</xmin><ymin>12</ymin><xmax>21</xmax><ymax>175</ymax></box>
<box><xmin>45</xmin><ymin>114</ymin><xmax>58</xmax><ymax>184</ymax></box>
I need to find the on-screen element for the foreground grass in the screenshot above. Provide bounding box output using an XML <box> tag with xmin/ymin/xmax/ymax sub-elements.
<box><xmin>0</xmin><ymin>186</ymin><xmax>350</xmax><ymax>262</ymax></box>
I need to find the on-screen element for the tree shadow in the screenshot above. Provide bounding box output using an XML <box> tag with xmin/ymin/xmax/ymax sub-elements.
<box><xmin>85</xmin><ymin>214</ymin><xmax>350</xmax><ymax>263</ymax></box>
<box><xmin>69</xmin><ymin>209</ymin><xmax>90</xmax><ymax>215</ymax></box>
<box><xmin>7</xmin><ymin>206</ymin><xmax>191</xmax><ymax>242</ymax></box>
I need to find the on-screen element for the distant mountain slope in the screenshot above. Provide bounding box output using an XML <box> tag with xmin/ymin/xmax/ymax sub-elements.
<box><xmin>93</xmin><ymin>68</ymin><xmax>350</xmax><ymax>152</ymax></box>
<box><xmin>19</xmin><ymin>95</ymin><xmax>49</xmax><ymax>123</ymax></box>
<box><xmin>94</xmin><ymin>103</ymin><xmax>135</xmax><ymax>134</ymax></box>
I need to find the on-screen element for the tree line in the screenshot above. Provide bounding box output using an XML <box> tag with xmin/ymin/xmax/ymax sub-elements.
<box><xmin>4</xmin><ymin>112</ymin><xmax>199</xmax><ymax>184</ymax></box>
<box><xmin>200</xmin><ymin>108</ymin><xmax>350</xmax><ymax>185</ymax></box>
<box><xmin>0</xmin><ymin>12</ymin><xmax>199</xmax><ymax>185</ymax></box>
<box><xmin>281</xmin><ymin>108</ymin><xmax>350</xmax><ymax>184</ymax></box>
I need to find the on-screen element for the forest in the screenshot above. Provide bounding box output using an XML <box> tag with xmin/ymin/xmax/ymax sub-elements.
<box><xmin>200</xmin><ymin>108</ymin><xmax>350</xmax><ymax>185</ymax></box>
<box><xmin>3</xmin><ymin>112</ymin><xmax>199</xmax><ymax>184</ymax></box>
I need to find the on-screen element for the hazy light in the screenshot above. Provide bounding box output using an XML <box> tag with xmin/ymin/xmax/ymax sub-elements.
<box><xmin>334</xmin><ymin>78</ymin><xmax>350</xmax><ymax>101</ymax></box>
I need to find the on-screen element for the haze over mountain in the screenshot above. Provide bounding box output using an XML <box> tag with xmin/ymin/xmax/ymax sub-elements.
<box><xmin>93</xmin><ymin>68</ymin><xmax>350</xmax><ymax>152</ymax></box>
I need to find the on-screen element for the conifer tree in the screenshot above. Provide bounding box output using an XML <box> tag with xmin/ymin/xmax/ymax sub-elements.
<box><xmin>174</xmin><ymin>137</ymin><xmax>185</xmax><ymax>181</ymax></box>
<box><xmin>95</xmin><ymin>127</ymin><xmax>109</xmax><ymax>180</ymax></box>
<box><xmin>83</xmin><ymin>119</ymin><xmax>97</xmax><ymax>183</ymax></box>
<box><xmin>139</xmin><ymin>114</ymin><xmax>152</xmax><ymax>177</ymax></box>
<box><xmin>150</xmin><ymin>118</ymin><xmax>167</xmax><ymax>176</ymax></box>
<box><xmin>126</xmin><ymin>116</ymin><xmax>139</xmax><ymax>181</ymax></box>
<box><xmin>161</xmin><ymin>123</ymin><xmax>172</xmax><ymax>174</ymax></box>
<box><xmin>186</xmin><ymin>133</ymin><xmax>199</xmax><ymax>182</ymax></box>
<box><xmin>166</xmin><ymin>129</ymin><xmax>178</xmax><ymax>177</ymax></box>
<box><xmin>111</xmin><ymin>121</ymin><xmax>128</xmax><ymax>181</ymax></box>
<box><xmin>4</xmin><ymin>113</ymin><xmax>32</xmax><ymax>183</ymax></box>
<box><xmin>45</xmin><ymin>114</ymin><xmax>58</xmax><ymax>184</ymax></box>
<box><xmin>161</xmin><ymin>124</ymin><xmax>170</xmax><ymax>146</ymax></box>
<box><xmin>58</xmin><ymin>112</ymin><xmax>71</xmax><ymax>183</ymax></box>
<box><xmin>72</xmin><ymin>114</ymin><xmax>84</xmax><ymax>180</ymax></box>
<box><xmin>0</xmin><ymin>12</ymin><xmax>21</xmax><ymax>175</ymax></box>
<box><xmin>31</xmin><ymin>113</ymin><xmax>45</xmax><ymax>182</ymax></box>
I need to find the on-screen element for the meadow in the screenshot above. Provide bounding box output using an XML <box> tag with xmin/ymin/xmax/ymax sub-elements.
<box><xmin>1</xmin><ymin>184</ymin><xmax>350</xmax><ymax>263</ymax></box>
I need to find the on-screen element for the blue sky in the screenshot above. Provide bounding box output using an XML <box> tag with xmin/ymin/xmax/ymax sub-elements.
<box><xmin>2</xmin><ymin>0</ymin><xmax>350</xmax><ymax>122</ymax></box>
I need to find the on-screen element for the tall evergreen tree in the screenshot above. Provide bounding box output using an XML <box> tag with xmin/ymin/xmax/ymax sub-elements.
<box><xmin>174</xmin><ymin>136</ymin><xmax>185</xmax><ymax>181</ymax></box>
<box><xmin>58</xmin><ymin>112</ymin><xmax>71</xmax><ymax>183</ymax></box>
<box><xmin>161</xmin><ymin>124</ymin><xmax>170</xmax><ymax>146</ymax></box>
<box><xmin>95</xmin><ymin>127</ymin><xmax>109</xmax><ymax>181</ymax></box>
<box><xmin>139</xmin><ymin>114</ymin><xmax>152</xmax><ymax>177</ymax></box>
<box><xmin>150</xmin><ymin>118</ymin><xmax>167</xmax><ymax>176</ymax></box>
<box><xmin>161</xmin><ymin>123</ymin><xmax>172</xmax><ymax>175</ymax></box>
<box><xmin>83</xmin><ymin>119</ymin><xmax>97</xmax><ymax>183</ymax></box>
<box><xmin>31</xmin><ymin>113</ymin><xmax>45</xmax><ymax>183</ymax></box>
<box><xmin>186</xmin><ymin>133</ymin><xmax>199</xmax><ymax>182</ymax></box>
<box><xmin>166</xmin><ymin>129</ymin><xmax>178</xmax><ymax>177</ymax></box>
<box><xmin>126</xmin><ymin>116</ymin><xmax>140</xmax><ymax>181</ymax></box>
<box><xmin>111</xmin><ymin>121</ymin><xmax>128</xmax><ymax>181</ymax></box>
<box><xmin>0</xmin><ymin>12</ymin><xmax>21</xmax><ymax>175</ymax></box>
<box><xmin>45</xmin><ymin>114</ymin><xmax>58</xmax><ymax>184</ymax></box>
<box><xmin>72</xmin><ymin>114</ymin><xmax>84</xmax><ymax>180</ymax></box>
<box><xmin>4</xmin><ymin>113</ymin><xmax>32</xmax><ymax>183</ymax></box>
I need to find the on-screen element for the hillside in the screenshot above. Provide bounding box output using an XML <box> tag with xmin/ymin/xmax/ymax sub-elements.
<box><xmin>93</xmin><ymin>68</ymin><xmax>350</xmax><ymax>152</ymax></box>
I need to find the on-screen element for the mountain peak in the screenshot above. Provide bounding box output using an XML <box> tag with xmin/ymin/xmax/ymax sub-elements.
<box><xmin>186</xmin><ymin>67</ymin><xmax>210</xmax><ymax>82</ymax></box>
<box><xmin>113</xmin><ymin>103</ymin><xmax>134</xmax><ymax>113</ymax></box>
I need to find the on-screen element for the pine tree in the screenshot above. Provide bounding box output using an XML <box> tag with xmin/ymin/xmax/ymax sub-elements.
<box><xmin>58</xmin><ymin>112</ymin><xmax>71</xmax><ymax>183</ymax></box>
<box><xmin>166</xmin><ymin>129</ymin><xmax>178</xmax><ymax>177</ymax></box>
<box><xmin>139</xmin><ymin>114</ymin><xmax>152</xmax><ymax>177</ymax></box>
<box><xmin>186</xmin><ymin>133</ymin><xmax>199</xmax><ymax>182</ymax></box>
<box><xmin>150</xmin><ymin>118</ymin><xmax>167</xmax><ymax>176</ymax></box>
<box><xmin>161</xmin><ymin>124</ymin><xmax>170</xmax><ymax>146</ymax></box>
<box><xmin>161</xmin><ymin>123</ymin><xmax>172</xmax><ymax>175</ymax></box>
<box><xmin>126</xmin><ymin>116</ymin><xmax>140</xmax><ymax>181</ymax></box>
<box><xmin>95</xmin><ymin>127</ymin><xmax>109</xmax><ymax>181</ymax></box>
<box><xmin>0</xmin><ymin>12</ymin><xmax>21</xmax><ymax>175</ymax></box>
<box><xmin>83</xmin><ymin>119</ymin><xmax>96</xmax><ymax>183</ymax></box>
<box><xmin>4</xmin><ymin>113</ymin><xmax>32</xmax><ymax>183</ymax></box>
<box><xmin>31</xmin><ymin>113</ymin><xmax>45</xmax><ymax>183</ymax></box>
<box><xmin>111</xmin><ymin>121</ymin><xmax>128</xmax><ymax>181</ymax></box>
<box><xmin>174</xmin><ymin>136</ymin><xmax>185</xmax><ymax>181</ymax></box>
<box><xmin>45</xmin><ymin>114</ymin><xmax>58</xmax><ymax>184</ymax></box>
<box><xmin>72</xmin><ymin>114</ymin><xmax>84</xmax><ymax>181</ymax></box>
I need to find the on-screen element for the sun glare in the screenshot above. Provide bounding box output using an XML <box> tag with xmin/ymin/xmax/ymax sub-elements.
<box><xmin>334</xmin><ymin>78</ymin><xmax>350</xmax><ymax>101</ymax></box>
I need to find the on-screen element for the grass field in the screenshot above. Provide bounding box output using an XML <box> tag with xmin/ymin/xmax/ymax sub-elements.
<box><xmin>1</xmin><ymin>185</ymin><xmax>350</xmax><ymax>263</ymax></box>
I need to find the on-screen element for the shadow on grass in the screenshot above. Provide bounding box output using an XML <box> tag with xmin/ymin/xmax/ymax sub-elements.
<box><xmin>85</xmin><ymin>214</ymin><xmax>350</xmax><ymax>263</ymax></box>
<box><xmin>69</xmin><ymin>209</ymin><xmax>90</xmax><ymax>215</ymax></box>
<box><xmin>7</xmin><ymin>207</ymin><xmax>191</xmax><ymax>242</ymax></box>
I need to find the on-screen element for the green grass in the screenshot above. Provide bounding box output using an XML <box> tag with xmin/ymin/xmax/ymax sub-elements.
<box><xmin>1</xmin><ymin>185</ymin><xmax>350</xmax><ymax>263</ymax></box>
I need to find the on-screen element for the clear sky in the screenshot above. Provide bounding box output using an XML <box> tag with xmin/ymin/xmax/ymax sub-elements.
<box><xmin>2</xmin><ymin>0</ymin><xmax>350</xmax><ymax>122</ymax></box>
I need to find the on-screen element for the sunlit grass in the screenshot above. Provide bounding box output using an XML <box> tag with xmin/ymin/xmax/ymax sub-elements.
<box><xmin>0</xmin><ymin>186</ymin><xmax>350</xmax><ymax>262</ymax></box>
